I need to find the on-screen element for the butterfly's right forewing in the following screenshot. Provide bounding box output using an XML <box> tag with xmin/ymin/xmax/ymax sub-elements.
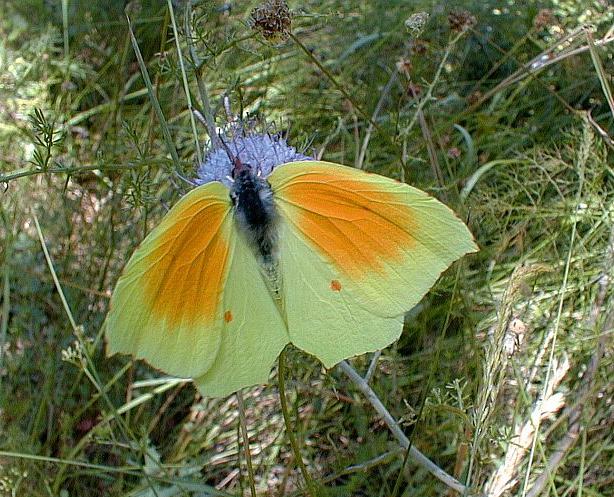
<box><xmin>269</xmin><ymin>160</ymin><xmax>477</xmax><ymax>367</ymax></box>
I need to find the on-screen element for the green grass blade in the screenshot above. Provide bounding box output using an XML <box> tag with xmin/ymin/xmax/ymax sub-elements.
<box><xmin>586</xmin><ymin>30</ymin><xmax>614</xmax><ymax>119</ymax></box>
<box><xmin>126</xmin><ymin>14</ymin><xmax>181</xmax><ymax>170</ymax></box>
<box><xmin>167</xmin><ymin>0</ymin><xmax>202</xmax><ymax>164</ymax></box>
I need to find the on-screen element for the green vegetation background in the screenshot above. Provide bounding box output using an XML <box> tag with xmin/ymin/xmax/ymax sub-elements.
<box><xmin>0</xmin><ymin>1</ymin><xmax>612</xmax><ymax>496</ymax></box>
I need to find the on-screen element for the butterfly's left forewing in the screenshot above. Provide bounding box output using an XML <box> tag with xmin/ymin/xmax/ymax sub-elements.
<box><xmin>106</xmin><ymin>182</ymin><xmax>289</xmax><ymax>394</ymax></box>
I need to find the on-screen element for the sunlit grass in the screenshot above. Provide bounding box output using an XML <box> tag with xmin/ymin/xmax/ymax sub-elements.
<box><xmin>0</xmin><ymin>1</ymin><xmax>612</xmax><ymax>496</ymax></box>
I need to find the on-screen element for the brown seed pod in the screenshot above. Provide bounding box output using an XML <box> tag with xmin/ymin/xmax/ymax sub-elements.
<box><xmin>448</xmin><ymin>10</ymin><xmax>477</xmax><ymax>32</ymax></box>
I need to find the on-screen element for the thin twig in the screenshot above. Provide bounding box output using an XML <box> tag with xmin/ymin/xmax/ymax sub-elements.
<box><xmin>0</xmin><ymin>161</ymin><xmax>165</xmax><ymax>185</ymax></box>
<box><xmin>461</xmin><ymin>25</ymin><xmax>614</xmax><ymax>145</ymax></box>
<box><xmin>586</xmin><ymin>111</ymin><xmax>614</xmax><ymax>150</ymax></box>
<box><xmin>465</xmin><ymin>28</ymin><xmax>614</xmax><ymax>113</ymax></box>
<box><xmin>364</xmin><ymin>350</ymin><xmax>382</xmax><ymax>383</ymax></box>
<box><xmin>356</xmin><ymin>70</ymin><xmax>397</xmax><ymax>169</ymax></box>
<box><xmin>288</xmin><ymin>32</ymin><xmax>380</xmax><ymax>135</ymax></box>
<box><xmin>586</xmin><ymin>30</ymin><xmax>614</xmax><ymax>119</ymax></box>
<box><xmin>412</xmin><ymin>85</ymin><xmax>446</xmax><ymax>194</ymax></box>
<box><xmin>338</xmin><ymin>360</ymin><xmax>468</xmax><ymax>494</ymax></box>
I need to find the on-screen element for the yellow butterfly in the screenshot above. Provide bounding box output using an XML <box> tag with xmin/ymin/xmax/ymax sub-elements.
<box><xmin>106</xmin><ymin>138</ymin><xmax>477</xmax><ymax>397</ymax></box>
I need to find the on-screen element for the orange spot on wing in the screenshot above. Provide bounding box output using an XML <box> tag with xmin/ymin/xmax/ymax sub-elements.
<box><xmin>330</xmin><ymin>280</ymin><xmax>342</xmax><ymax>291</ymax></box>
<box><xmin>136</xmin><ymin>195</ymin><xmax>231</xmax><ymax>328</ymax></box>
<box><xmin>224</xmin><ymin>310</ymin><xmax>233</xmax><ymax>323</ymax></box>
<box><xmin>276</xmin><ymin>167</ymin><xmax>416</xmax><ymax>279</ymax></box>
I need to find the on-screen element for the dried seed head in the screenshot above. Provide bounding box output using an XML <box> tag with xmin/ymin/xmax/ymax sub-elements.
<box><xmin>533</xmin><ymin>9</ymin><xmax>556</xmax><ymax>30</ymax></box>
<box><xmin>467</xmin><ymin>90</ymin><xmax>483</xmax><ymax>106</ymax></box>
<box><xmin>406</xmin><ymin>82</ymin><xmax>422</xmax><ymax>98</ymax></box>
<box><xmin>448</xmin><ymin>10</ymin><xmax>477</xmax><ymax>32</ymax></box>
<box><xmin>395</xmin><ymin>57</ymin><xmax>413</xmax><ymax>76</ymax></box>
<box><xmin>447</xmin><ymin>147</ymin><xmax>461</xmax><ymax>159</ymax></box>
<box><xmin>503</xmin><ymin>318</ymin><xmax>527</xmax><ymax>356</ymax></box>
<box><xmin>411</xmin><ymin>39</ymin><xmax>428</xmax><ymax>55</ymax></box>
<box><xmin>250</xmin><ymin>0</ymin><xmax>292</xmax><ymax>41</ymax></box>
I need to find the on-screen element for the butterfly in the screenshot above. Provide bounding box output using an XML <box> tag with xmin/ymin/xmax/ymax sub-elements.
<box><xmin>105</xmin><ymin>142</ymin><xmax>477</xmax><ymax>397</ymax></box>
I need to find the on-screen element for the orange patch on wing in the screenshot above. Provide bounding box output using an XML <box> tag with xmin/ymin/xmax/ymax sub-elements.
<box><xmin>137</xmin><ymin>197</ymin><xmax>231</xmax><ymax>328</ymax></box>
<box><xmin>330</xmin><ymin>279</ymin><xmax>342</xmax><ymax>291</ymax></box>
<box><xmin>224</xmin><ymin>310</ymin><xmax>233</xmax><ymax>323</ymax></box>
<box><xmin>276</xmin><ymin>168</ymin><xmax>417</xmax><ymax>279</ymax></box>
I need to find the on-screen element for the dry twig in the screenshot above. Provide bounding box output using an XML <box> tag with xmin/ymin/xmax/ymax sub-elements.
<box><xmin>338</xmin><ymin>360</ymin><xmax>468</xmax><ymax>494</ymax></box>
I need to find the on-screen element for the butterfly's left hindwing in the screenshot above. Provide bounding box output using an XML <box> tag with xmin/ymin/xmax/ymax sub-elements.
<box><xmin>193</xmin><ymin>220</ymin><xmax>289</xmax><ymax>397</ymax></box>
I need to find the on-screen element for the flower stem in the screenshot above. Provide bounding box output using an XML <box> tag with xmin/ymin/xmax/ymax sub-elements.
<box><xmin>338</xmin><ymin>360</ymin><xmax>467</xmax><ymax>494</ymax></box>
<box><xmin>277</xmin><ymin>348</ymin><xmax>318</xmax><ymax>497</ymax></box>
<box><xmin>236</xmin><ymin>390</ymin><xmax>257</xmax><ymax>497</ymax></box>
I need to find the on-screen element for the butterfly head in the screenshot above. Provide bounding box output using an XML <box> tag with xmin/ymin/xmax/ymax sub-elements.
<box><xmin>193</xmin><ymin>127</ymin><xmax>312</xmax><ymax>266</ymax></box>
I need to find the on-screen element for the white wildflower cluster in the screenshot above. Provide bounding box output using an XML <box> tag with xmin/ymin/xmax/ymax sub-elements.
<box><xmin>61</xmin><ymin>339</ymin><xmax>85</xmax><ymax>367</ymax></box>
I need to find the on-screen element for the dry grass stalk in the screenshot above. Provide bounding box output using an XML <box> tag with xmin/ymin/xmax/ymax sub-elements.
<box><xmin>470</xmin><ymin>264</ymin><xmax>550</xmax><ymax>480</ymax></box>
<box><xmin>485</xmin><ymin>356</ymin><xmax>570</xmax><ymax>497</ymax></box>
<box><xmin>524</xmin><ymin>226</ymin><xmax>613</xmax><ymax>497</ymax></box>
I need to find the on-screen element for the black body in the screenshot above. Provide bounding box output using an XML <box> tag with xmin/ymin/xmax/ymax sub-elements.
<box><xmin>231</xmin><ymin>168</ymin><xmax>278</xmax><ymax>265</ymax></box>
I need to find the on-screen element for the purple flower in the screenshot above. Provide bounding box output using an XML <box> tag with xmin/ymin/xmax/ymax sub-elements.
<box><xmin>195</xmin><ymin>132</ymin><xmax>312</xmax><ymax>188</ymax></box>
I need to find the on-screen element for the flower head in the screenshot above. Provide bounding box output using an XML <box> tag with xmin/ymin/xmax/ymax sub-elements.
<box><xmin>195</xmin><ymin>129</ymin><xmax>312</xmax><ymax>188</ymax></box>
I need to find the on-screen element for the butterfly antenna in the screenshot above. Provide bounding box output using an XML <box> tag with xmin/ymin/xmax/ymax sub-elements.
<box><xmin>219</xmin><ymin>133</ymin><xmax>247</xmax><ymax>178</ymax></box>
<box><xmin>268</xmin><ymin>131</ymin><xmax>281</xmax><ymax>164</ymax></box>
